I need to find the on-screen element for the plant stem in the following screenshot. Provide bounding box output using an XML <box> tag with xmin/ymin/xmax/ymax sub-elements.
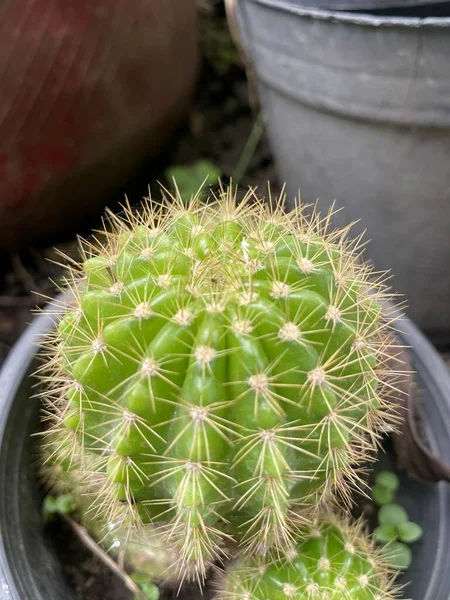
<box><xmin>63</xmin><ymin>515</ymin><xmax>148</xmax><ymax>600</ymax></box>
<box><xmin>232</xmin><ymin>112</ymin><xmax>265</xmax><ymax>185</ymax></box>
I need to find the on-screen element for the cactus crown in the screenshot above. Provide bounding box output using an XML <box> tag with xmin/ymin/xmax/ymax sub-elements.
<box><xmin>217</xmin><ymin>514</ymin><xmax>402</xmax><ymax>600</ymax></box>
<box><xmin>39</xmin><ymin>186</ymin><xmax>401</xmax><ymax>583</ymax></box>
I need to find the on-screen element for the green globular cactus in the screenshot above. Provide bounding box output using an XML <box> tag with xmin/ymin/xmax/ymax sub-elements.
<box><xmin>40</xmin><ymin>186</ymin><xmax>401</xmax><ymax>582</ymax></box>
<box><xmin>217</xmin><ymin>516</ymin><xmax>401</xmax><ymax>600</ymax></box>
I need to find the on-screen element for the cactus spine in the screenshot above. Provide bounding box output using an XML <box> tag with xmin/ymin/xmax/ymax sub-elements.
<box><xmin>217</xmin><ymin>515</ymin><xmax>401</xmax><ymax>600</ymax></box>
<box><xmin>40</xmin><ymin>186</ymin><xmax>400</xmax><ymax>582</ymax></box>
<box><xmin>41</xmin><ymin>435</ymin><xmax>178</xmax><ymax>583</ymax></box>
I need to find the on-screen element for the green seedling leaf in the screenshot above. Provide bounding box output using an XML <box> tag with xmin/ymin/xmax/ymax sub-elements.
<box><xmin>374</xmin><ymin>524</ymin><xmax>397</xmax><ymax>543</ymax></box>
<box><xmin>42</xmin><ymin>496</ymin><xmax>57</xmax><ymax>521</ymax></box>
<box><xmin>54</xmin><ymin>494</ymin><xmax>76</xmax><ymax>514</ymax></box>
<box><xmin>131</xmin><ymin>573</ymin><xmax>159</xmax><ymax>600</ymax></box>
<box><xmin>43</xmin><ymin>494</ymin><xmax>75</xmax><ymax>521</ymax></box>
<box><xmin>133</xmin><ymin>583</ymin><xmax>159</xmax><ymax>600</ymax></box>
<box><xmin>378</xmin><ymin>503</ymin><xmax>408</xmax><ymax>527</ymax></box>
<box><xmin>165</xmin><ymin>161</ymin><xmax>221</xmax><ymax>201</ymax></box>
<box><xmin>381</xmin><ymin>541</ymin><xmax>412</xmax><ymax>571</ymax></box>
<box><xmin>372</xmin><ymin>484</ymin><xmax>394</xmax><ymax>506</ymax></box>
<box><xmin>397</xmin><ymin>521</ymin><xmax>423</xmax><ymax>544</ymax></box>
<box><xmin>375</xmin><ymin>471</ymin><xmax>399</xmax><ymax>492</ymax></box>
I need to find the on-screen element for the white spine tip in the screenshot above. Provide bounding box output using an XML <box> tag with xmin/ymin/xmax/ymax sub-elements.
<box><xmin>194</xmin><ymin>345</ymin><xmax>217</xmax><ymax>365</ymax></box>
<box><xmin>206</xmin><ymin>300</ymin><xmax>225</xmax><ymax>313</ymax></box>
<box><xmin>334</xmin><ymin>271</ymin><xmax>348</xmax><ymax>288</ymax></box>
<box><xmin>185</xmin><ymin>284</ymin><xmax>200</xmax><ymax>297</ymax></box>
<box><xmin>326</xmin><ymin>304</ymin><xmax>342</xmax><ymax>324</ymax></box>
<box><xmin>134</xmin><ymin>302</ymin><xmax>152</xmax><ymax>319</ymax></box>
<box><xmin>285</xmin><ymin>548</ymin><xmax>298</xmax><ymax>561</ymax></box>
<box><xmin>239</xmin><ymin>290</ymin><xmax>258</xmax><ymax>306</ymax></box>
<box><xmin>271</xmin><ymin>281</ymin><xmax>291</xmax><ymax>298</ymax></box>
<box><xmin>72</xmin><ymin>380</ymin><xmax>84</xmax><ymax>392</ymax></box>
<box><xmin>123</xmin><ymin>410</ymin><xmax>137</xmax><ymax>424</ymax></box>
<box><xmin>309</xmin><ymin>527</ymin><xmax>322</xmax><ymax>539</ymax></box>
<box><xmin>278</xmin><ymin>322</ymin><xmax>301</xmax><ymax>342</ymax></box>
<box><xmin>140</xmin><ymin>247</ymin><xmax>155</xmax><ymax>260</ymax></box>
<box><xmin>246</xmin><ymin>259</ymin><xmax>262</xmax><ymax>273</ymax></box>
<box><xmin>344</xmin><ymin>542</ymin><xmax>355</xmax><ymax>555</ymax></box>
<box><xmin>248</xmin><ymin>373</ymin><xmax>269</xmax><ymax>393</ymax></box>
<box><xmin>185</xmin><ymin>461</ymin><xmax>202</xmax><ymax>472</ymax></box>
<box><xmin>297</xmin><ymin>257</ymin><xmax>315</xmax><ymax>274</ymax></box>
<box><xmin>282</xmin><ymin>584</ymin><xmax>297</xmax><ymax>598</ymax></box>
<box><xmin>232</xmin><ymin>319</ymin><xmax>253</xmax><ymax>335</ymax></box>
<box><xmin>241</xmin><ymin>238</ymin><xmax>250</xmax><ymax>264</ymax></box>
<box><xmin>141</xmin><ymin>357</ymin><xmax>159</xmax><ymax>376</ymax></box>
<box><xmin>190</xmin><ymin>407</ymin><xmax>208</xmax><ymax>423</ymax></box>
<box><xmin>172</xmin><ymin>308</ymin><xmax>194</xmax><ymax>326</ymax></box>
<box><xmin>91</xmin><ymin>338</ymin><xmax>106</xmax><ymax>354</ymax></box>
<box><xmin>191</xmin><ymin>225</ymin><xmax>204</xmax><ymax>236</ymax></box>
<box><xmin>318</xmin><ymin>557</ymin><xmax>331</xmax><ymax>571</ymax></box>
<box><xmin>308</xmin><ymin>367</ymin><xmax>326</xmax><ymax>386</ymax></box>
<box><xmin>109</xmin><ymin>282</ymin><xmax>124</xmax><ymax>296</ymax></box>
<box><xmin>260</xmin><ymin>240</ymin><xmax>275</xmax><ymax>253</ymax></box>
<box><xmin>156</xmin><ymin>274</ymin><xmax>172</xmax><ymax>288</ymax></box>
<box><xmin>105</xmin><ymin>255</ymin><xmax>117</xmax><ymax>268</ymax></box>
<box><xmin>260</xmin><ymin>429</ymin><xmax>275</xmax><ymax>442</ymax></box>
<box><xmin>147</xmin><ymin>227</ymin><xmax>161</xmax><ymax>238</ymax></box>
<box><xmin>305</xmin><ymin>582</ymin><xmax>319</xmax><ymax>596</ymax></box>
<box><xmin>352</xmin><ymin>337</ymin><xmax>367</xmax><ymax>351</ymax></box>
<box><xmin>358</xmin><ymin>575</ymin><xmax>369</xmax><ymax>589</ymax></box>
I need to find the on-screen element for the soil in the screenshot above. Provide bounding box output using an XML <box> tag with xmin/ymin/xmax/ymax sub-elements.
<box><xmin>47</xmin><ymin>519</ymin><xmax>132</xmax><ymax>600</ymax></box>
<box><xmin>47</xmin><ymin>518</ymin><xmax>216</xmax><ymax>600</ymax></box>
<box><xmin>1</xmin><ymin>1</ymin><xmax>449</xmax><ymax>599</ymax></box>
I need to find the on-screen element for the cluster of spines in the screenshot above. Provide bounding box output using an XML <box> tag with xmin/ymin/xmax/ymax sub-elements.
<box><xmin>38</xmin><ymin>185</ymin><xmax>404</xmax><ymax>582</ymax></box>
<box><xmin>216</xmin><ymin>515</ymin><xmax>402</xmax><ymax>600</ymax></box>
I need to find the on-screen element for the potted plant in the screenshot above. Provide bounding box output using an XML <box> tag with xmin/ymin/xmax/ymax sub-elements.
<box><xmin>1</xmin><ymin>185</ymin><xmax>450</xmax><ymax>599</ymax></box>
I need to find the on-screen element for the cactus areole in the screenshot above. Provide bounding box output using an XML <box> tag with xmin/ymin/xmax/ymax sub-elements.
<box><xmin>40</xmin><ymin>186</ymin><xmax>400</xmax><ymax>582</ymax></box>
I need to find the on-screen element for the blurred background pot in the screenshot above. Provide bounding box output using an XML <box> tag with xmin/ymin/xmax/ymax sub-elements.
<box><xmin>0</xmin><ymin>0</ymin><xmax>198</xmax><ymax>249</ymax></box>
<box><xmin>234</xmin><ymin>0</ymin><xmax>450</xmax><ymax>338</ymax></box>
<box><xmin>276</xmin><ymin>0</ymin><xmax>450</xmax><ymax>13</ymax></box>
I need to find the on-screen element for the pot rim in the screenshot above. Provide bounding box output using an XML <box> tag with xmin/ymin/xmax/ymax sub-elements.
<box><xmin>250</xmin><ymin>0</ymin><xmax>450</xmax><ymax>27</ymax></box>
<box><xmin>0</xmin><ymin>304</ymin><xmax>59</xmax><ymax>600</ymax></box>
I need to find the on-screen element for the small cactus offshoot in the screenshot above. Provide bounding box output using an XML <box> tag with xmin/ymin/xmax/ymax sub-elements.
<box><xmin>217</xmin><ymin>515</ymin><xmax>401</xmax><ymax>600</ymax></box>
<box><xmin>39</xmin><ymin>186</ymin><xmax>402</xmax><ymax>582</ymax></box>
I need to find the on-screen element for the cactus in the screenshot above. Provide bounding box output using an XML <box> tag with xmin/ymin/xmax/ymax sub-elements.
<box><xmin>40</xmin><ymin>186</ymin><xmax>401</xmax><ymax>582</ymax></box>
<box><xmin>216</xmin><ymin>515</ymin><xmax>401</xmax><ymax>600</ymax></box>
<box><xmin>41</xmin><ymin>433</ymin><xmax>178</xmax><ymax>584</ymax></box>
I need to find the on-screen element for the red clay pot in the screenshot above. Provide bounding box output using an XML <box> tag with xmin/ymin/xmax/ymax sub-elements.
<box><xmin>0</xmin><ymin>0</ymin><xmax>198</xmax><ymax>248</ymax></box>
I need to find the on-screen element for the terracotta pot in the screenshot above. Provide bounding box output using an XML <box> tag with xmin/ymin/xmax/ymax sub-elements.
<box><xmin>0</xmin><ymin>0</ymin><xmax>198</xmax><ymax>248</ymax></box>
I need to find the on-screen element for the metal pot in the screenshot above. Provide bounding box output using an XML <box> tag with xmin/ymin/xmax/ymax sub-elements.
<box><xmin>235</xmin><ymin>0</ymin><xmax>450</xmax><ymax>337</ymax></box>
